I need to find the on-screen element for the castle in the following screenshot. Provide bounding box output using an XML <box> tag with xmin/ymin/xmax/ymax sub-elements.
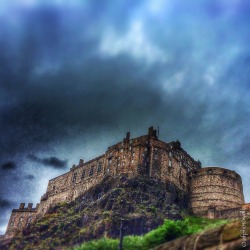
<box><xmin>2</xmin><ymin>127</ymin><xmax>249</xmax><ymax>240</ymax></box>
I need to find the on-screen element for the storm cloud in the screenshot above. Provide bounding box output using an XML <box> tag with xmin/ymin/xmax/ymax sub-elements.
<box><xmin>28</xmin><ymin>154</ymin><xmax>67</xmax><ymax>169</ymax></box>
<box><xmin>0</xmin><ymin>0</ymin><xmax>249</xmax><ymax>234</ymax></box>
<box><xmin>1</xmin><ymin>162</ymin><xmax>16</xmax><ymax>170</ymax></box>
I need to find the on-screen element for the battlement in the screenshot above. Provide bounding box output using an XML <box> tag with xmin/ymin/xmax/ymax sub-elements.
<box><xmin>12</xmin><ymin>203</ymin><xmax>39</xmax><ymax>212</ymax></box>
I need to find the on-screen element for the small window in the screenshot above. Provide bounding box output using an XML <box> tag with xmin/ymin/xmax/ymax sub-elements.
<box><xmin>129</xmin><ymin>146</ymin><xmax>132</xmax><ymax>150</ymax></box>
<box><xmin>97</xmin><ymin>163</ymin><xmax>102</xmax><ymax>172</ymax></box>
<box><xmin>72</xmin><ymin>173</ymin><xmax>77</xmax><ymax>182</ymax></box>
<box><xmin>132</xmin><ymin>160</ymin><xmax>134</xmax><ymax>163</ymax></box>
<box><xmin>20</xmin><ymin>217</ymin><xmax>23</xmax><ymax>222</ymax></box>
<box><xmin>28</xmin><ymin>217</ymin><xmax>32</xmax><ymax>222</ymax></box>
<box><xmin>179</xmin><ymin>161</ymin><xmax>182</xmax><ymax>167</ymax></box>
<box><xmin>81</xmin><ymin>170</ymin><xmax>85</xmax><ymax>179</ymax></box>
<box><xmin>168</xmin><ymin>160</ymin><xmax>172</xmax><ymax>167</ymax></box>
<box><xmin>169</xmin><ymin>151</ymin><xmax>172</xmax><ymax>158</ymax></box>
<box><xmin>89</xmin><ymin>166</ymin><xmax>94</xmax><ymax>176</ymax></box>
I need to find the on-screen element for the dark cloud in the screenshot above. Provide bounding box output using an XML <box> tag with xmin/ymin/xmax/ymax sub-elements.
<box><xmin>25</xmin><ymin>174</ymin><xmax>35</xmax><ymax>180</ymax></box>
<box><xmin>1</xmin><ymin>161</ymin><xmax>16</xmax><ymax>170</ymax></box>
<box><xmin>28</xmin><ymin>154</ymin><xmax>67</xmax><ymax>169</ymax></box>
<box><xmin>0</xmin><ymin>0</ymin><xmax>249</xmax><ymax>234</ymax></box>
<box><xmin>0</xmin><ymin>199</ymin><xmax>12</xmax><ymax>209</ymax></box>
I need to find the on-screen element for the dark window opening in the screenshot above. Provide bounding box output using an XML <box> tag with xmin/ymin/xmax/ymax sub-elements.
<box><xmin>89</xmin><ymin>166</ymin><xmax>94</xmax><ymax>176</ymax></box>
<box><xmin>81</xmin><ymin>170</ymin><xmax>85</xmax><ymax>179</ymax></box>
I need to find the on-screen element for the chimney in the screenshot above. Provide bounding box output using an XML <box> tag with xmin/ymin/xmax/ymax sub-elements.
<box><xmin>79</xmin><ymin>159</ymin><xmax>84</xmax><ymax>166</ymax></box>
<box><xmin>148</xmin><ymin>126</ymin><xmax>154</xmax><ymax>137</ymax></box>
<box><xmin>126</xmin><ymin>132</ymin><xmax>130</xmax><ymax>142</ymax></box>
<box><xmin>28</xmin><ymin>203</ymin><xmax>33</xmax><ymax>210</ymax></box>
<box><xmin>19</xmin><ymin>203</ymin><xmax>25</xmax><ymax>210</ymax></box>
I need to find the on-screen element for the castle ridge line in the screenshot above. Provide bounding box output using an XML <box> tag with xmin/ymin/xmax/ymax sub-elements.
<box><xmin>1</xmin><ymin>126</ymin><xmax>249</xmax><ymax>241</ymax></box>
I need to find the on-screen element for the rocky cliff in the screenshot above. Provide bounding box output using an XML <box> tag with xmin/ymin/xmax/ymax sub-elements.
<box><xmin>2</xmin><ymin>174</ymin><xmax>189</xmax><ymax>250</ymax></box>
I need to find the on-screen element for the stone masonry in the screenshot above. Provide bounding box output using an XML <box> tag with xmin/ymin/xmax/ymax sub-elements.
<box><xmin>2</xmin><ymin>126</ymin><xmax>248</xmax><ymax>240</ymax></box>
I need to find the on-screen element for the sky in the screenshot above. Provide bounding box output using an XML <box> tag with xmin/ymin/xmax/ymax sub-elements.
<box><xmin>0</xmin><ymin>0</ymin><xmax>250</xmax><ymax>234</ymax></box>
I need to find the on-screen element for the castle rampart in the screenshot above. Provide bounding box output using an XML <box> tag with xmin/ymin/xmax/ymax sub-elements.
<box><xmin>189</xmin><ymin>167</ymin><xmax>244</xmax><ymax>216</ymax></box>
<box><xmin>35</xmin><ymin>127</ymin><xmax>201</xmax><ymax>215</ymax></box>
<box><xmin>2</xmin><ymin>127</ymin><xmax>248</xmax><ymax>240</ymax></box>
<box><xmin>4</xmin><ymin>203</ymin><xmax>39</xmax><ymax>239</ymax></box>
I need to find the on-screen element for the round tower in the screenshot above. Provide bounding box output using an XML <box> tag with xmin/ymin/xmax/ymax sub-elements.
<box><xmin>189</xmin><ymin>167</ymin><xmax>244</xmax><ymax>216</ymax></box>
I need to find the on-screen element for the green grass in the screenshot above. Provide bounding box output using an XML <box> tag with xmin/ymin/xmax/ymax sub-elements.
<box><xmin>72</xmin><ymin>216</ymin><xmax>228</xmax><ymax>250</ymax></box>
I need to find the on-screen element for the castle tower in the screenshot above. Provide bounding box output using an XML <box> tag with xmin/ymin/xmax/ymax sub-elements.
<box><xmin>189</xmin><ymin>167</ymin><xmax>245</xmax><ymax>217</ymax></box>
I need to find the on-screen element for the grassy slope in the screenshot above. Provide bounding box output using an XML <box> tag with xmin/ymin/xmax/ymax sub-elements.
<box><xmin>72</xmin><ymin>216</ymin><xmax>228</xmax><ymax>250</ymax></box>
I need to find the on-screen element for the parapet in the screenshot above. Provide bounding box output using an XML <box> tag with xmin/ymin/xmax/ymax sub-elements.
<box><xmin>189</xmin><ymin>166</ymin><xmax>242</xmax><ymax>180</ymax></box>
<box><xmin>13</xmin><ymin>203</ymin><xmax>39</xmax><ymax>212</ymax></box>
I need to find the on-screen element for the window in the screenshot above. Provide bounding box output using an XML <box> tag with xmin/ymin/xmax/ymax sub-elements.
<box><xmin>97</xmin><ymin>163</ymin><xmax>102</xmax><ymax>172</ymax></box>
<box><xmin>132</xmin><ymin>160</ymin><xmax>134</xmax><ymax>163</ymax></box>
<box><xmin>72</xmin><ymin>173</ymin><xmax>77</xmax><ymax>182</ymax></box>
<box><xmin>81</xmin><ymin>170</ymin><xmax>85</xmax><ymax>179</ymax></box>
<box><xmin>168</xmin><ymin>160</ymin><xmax>172</xmax><ymax>167</ymax></box>
<box><xmin>28</xmin><ymin>217</ymin><xmax>32</xmax><ymax>222</ymax></box>
<box><xmin>89</xmin><ymin>166</ymin><xmax>94</xmax><ymax>177</ymax></box>
<box><xmin>169</xmin><ymin>151</ymin><xmax>172</xmax><ymax>158</ymax></box>
<box><xmin>129</xmin><ymin>146</ymin><xmax>132</xmax><ymax>150</ymax></box>
<box><xmin>179</xmin><ymin>161</ymin><xmax>182</xmax><ymax>167</ymax></box>
<box><xmin>20</xmin><ymin>217</ymin><xmax>23</xmax><ymax>222</ymax></box>
<box><xmin>207</xmin><ymin>169</ymin><xmax>212</xmax><ymax>174</ymax></box>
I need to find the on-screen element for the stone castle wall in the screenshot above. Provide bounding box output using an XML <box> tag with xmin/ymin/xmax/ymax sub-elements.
<box><xmin>3</xmin><ymin>127</ymin><xmax>247</xmax><ymax>240</ymax></box>
<box><xmin>4</xmin><ymin>203</ymin><xmax>38</xmax><ymax>239</ymax></box>
<box><xmin>37</xmin><ymin>127</ymin><xmax>201</xmax><ymax>215</ymax></box>
<box><xmin>189</xmin><ymin>167</ymin><xmax>245</xmax><ymax>216</ymax></box>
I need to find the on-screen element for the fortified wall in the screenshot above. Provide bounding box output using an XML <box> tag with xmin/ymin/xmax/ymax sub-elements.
<box><xmin>4</xmin><ymin>203</ymin><xmax>38</xmax><ymax>240</ymax></box>
<box><xmin>37</xmin><ymin>126</ymin><xmax>201</xmax><ymax>215</ymax></box>
<box><xmin>189</xmin><ymin>167</ymin><xmax>245</xmax><ymax>217</ymax></box>
<box><xmin>2</xmin><ymin>127</ymin><xmax>248</xmax><ymax>239</ymax></box>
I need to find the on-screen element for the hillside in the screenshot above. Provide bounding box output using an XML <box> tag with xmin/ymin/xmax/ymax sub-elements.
<box><xmin>2</xmin><ymin>174</ymin><xmax>190</xmax><ymax>250</ymax></box>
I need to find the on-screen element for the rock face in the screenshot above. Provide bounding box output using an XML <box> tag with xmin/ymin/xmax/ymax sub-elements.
<box><xmin>1</xmin><ymin>175</ymin><xmax>190</xmax><ymax>250</ymax></box>
<box><xmin>153</xmin><ymin>219</ymin><xmax>250</xmax><ymax>250</ymax></box>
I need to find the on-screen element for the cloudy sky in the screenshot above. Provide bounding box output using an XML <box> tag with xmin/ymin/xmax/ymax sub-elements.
<box><xmin>0</xmin><ymin>0</ymin><xmax>250</xmax><ymax>234</ymax></box>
